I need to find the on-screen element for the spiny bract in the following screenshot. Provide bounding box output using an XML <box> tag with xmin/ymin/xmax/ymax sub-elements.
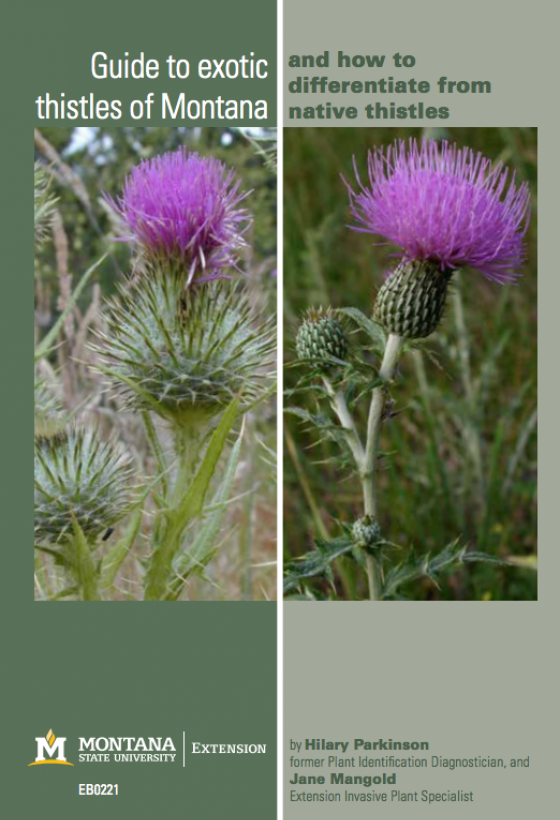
<box><xmin>296</xmin><ymin>307</ymin><xmax>348</xmax><ymax>368</ymax></box>
<box><xmin>374</xmin><ymin>260</ymin><xmax>453</xmax><ymax>339</ymax></box>
<box><xmin>34</xmin><ymin>428</ymin><xmax>134</xmax><ymax>544</ymax></box>
<box><xmin>96</xmin><ymin>270</ymin><xmax>275</xmax><ymax>423</ymax></box>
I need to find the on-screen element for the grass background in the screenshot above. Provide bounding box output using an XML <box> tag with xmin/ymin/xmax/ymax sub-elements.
<box><xmin>283</xmin><ymin>127</ymin><xmax>537</xmax><ymax>601</ymax></box>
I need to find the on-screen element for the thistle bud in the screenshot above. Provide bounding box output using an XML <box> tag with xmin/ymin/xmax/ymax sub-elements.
<box><xmin>373</xmin><ymin>260</ymin><xmax>452</xmax><ymax>340</ymax></box>
<box><xmin>34</xmin><ymin>428</ymin><xmax>133</xmax><ymax>545</ymax></box>
<box><xmin>352</xmin><ymin>516</ymin><xmax>382</xmax><ymax>548</ymax></box>
<box><xmin>96</xmin><ymin>270</ymin><xmax>275</xmax><ymax>425</ymax></box>
<box><xmin>296</xmin><ymin>308</ymin><xmax>348</xmax><ymax>367</ymax></box>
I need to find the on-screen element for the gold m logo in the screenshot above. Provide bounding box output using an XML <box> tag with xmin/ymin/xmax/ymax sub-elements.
<box><xmin>28</xmin><ymin>729</ymin><xmax>74</xmax><ymax>766</ymax></box>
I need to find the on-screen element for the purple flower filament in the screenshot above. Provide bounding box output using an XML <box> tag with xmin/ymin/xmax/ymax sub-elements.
<box><xmin>109</xmin><ymin>149</ymin><xmax>251</xmax><ymax>282</ymax></box>
<box><xmin>347</xmin><ymin>139</ymin><xmax>531</xmax><ymax>284</ymax></box>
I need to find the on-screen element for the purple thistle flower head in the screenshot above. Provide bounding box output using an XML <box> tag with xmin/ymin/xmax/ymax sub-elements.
<box><xmin>108</xmin><ymin>149</ymin><xmax>251</xmax><ymax>282</ymax></box>
<box><xmin>346</xmin><ymin>139</ymin><xmax>531</xmax><ymax>284</ymax></box>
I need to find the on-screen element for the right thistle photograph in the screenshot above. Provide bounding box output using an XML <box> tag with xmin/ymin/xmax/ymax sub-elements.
<box><xmin>284</xmin><ymin>128</ymin><xmax>537</xmax><ymax>601</ymax></box>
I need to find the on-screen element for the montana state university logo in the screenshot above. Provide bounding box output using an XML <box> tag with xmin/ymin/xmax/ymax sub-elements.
<box><xmin>28</xmin><ymin>729</ymin><xmax>74</xmax><ymax>766</ymax></box>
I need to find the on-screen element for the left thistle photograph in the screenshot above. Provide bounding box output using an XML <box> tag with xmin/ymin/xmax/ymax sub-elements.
<box><xmin>34</xmin><ymin>127</ymin><xmax>278</xmax><ymax>601</ymax></box>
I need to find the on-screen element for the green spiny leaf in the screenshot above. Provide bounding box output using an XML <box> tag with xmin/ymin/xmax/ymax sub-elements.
<box><xmin>382</xmin><ymin>541</ymin><xmax>512</xmax><ymax>599</ymax></box>
<box><xmin>100</xmin><ymin>505</ymin><xmax>144</xmax><ymax>592</ymax></box>
<box><xmin>144</xmin><ymin>399</ymin><xmax>240</xmax><ymax>600</ymax></box>
<box><xmin>174</xmin><ymin>399</ymin><xmax>240</xmax><ymax>532</ymax></box>
<box><xmin>338</xmin><ymin>307</ymin><xmax>386</xmax><ymax>347</ymax></box>
<box><xmin>165</xmin><ymin>426</ymin><xmax>244</xmax><ymax>600</ymax></box>
<box><xmin>283</xmin><ymin>535</ymin><xmax>354</xmax><ymax>593</ymax></box>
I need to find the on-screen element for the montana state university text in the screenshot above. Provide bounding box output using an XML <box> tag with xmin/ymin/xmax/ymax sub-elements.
<box><xmin>78</xmin><ymin>737</ymin><xmax>176</xmax><ymax>762</ymax></box>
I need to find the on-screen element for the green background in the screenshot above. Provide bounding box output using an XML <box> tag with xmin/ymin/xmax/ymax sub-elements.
<box><xmin>11</xmin><ymin>605</ymin><xmax>277</xmax><ymax>817</ymax></box>
<box><xmin>30</xmin><ymin>0</ymin><xmax>277</xmax><ymax>127</ymax></box>
<box><xmin>6</xmin><ymin>0</ymin><xmax>277</xmax><ymax>817</ymax></box>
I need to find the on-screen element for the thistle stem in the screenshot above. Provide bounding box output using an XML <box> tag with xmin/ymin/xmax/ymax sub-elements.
<box><xmin>361</xmin><ymin>333</ymin><xmax>404</xmax><ymax>601</ymax></box>
<box><xmin>71</xmin><ymin>536</ymin><xmax>101</xmax><ymax>601</ymax></box>
<box><xmin>81</xmin><ymin>578</ymin><xmax>101</xmax><ymax>601</ymax></box>
<box><xmin>172</xmin><ymin>426</ymin><xmax>201</xmax><ymax>507</ymax></box>
<box><xmin>322</xmin><ymin>378</ymin><xmax>365</xmax><ymax>468</ymax></box>
<box><xmin>145</xmin><ymin>423</ymin><xmax>203</xmax><ymax>601</ymax></box>
<box><xmin>366</xmin><ymin>554</ymin><xmax>381</xmax><ymax>601</ymax></box>
<box><xmin>364</xmin><ymin>333</ymin><xmax>404</xmax><ymax>517</ymax></box>
<box><xmin>324</xmin><ymin>334</ymin><xmax>403</xmax><ymax>601</ymax></box>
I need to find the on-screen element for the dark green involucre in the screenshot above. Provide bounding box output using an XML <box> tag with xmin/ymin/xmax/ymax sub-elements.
<box><xmin>34</xmin><ymin>428</ymin><xmax>134</xmax><ymax>545</ymax></box>
<box><xmin>296</xmin><ymin>307</ymin><xmax>348</xmax><ymax>367</ymax></box>
<box><xmin>374</xmin><ymin>260</ymin><xmax>453</xmax><ymax>339</ymax></box>
<box><xmin>96</xmin><ymin>268</ymin><xmax>275</xmax><ymax>423</ymax></box>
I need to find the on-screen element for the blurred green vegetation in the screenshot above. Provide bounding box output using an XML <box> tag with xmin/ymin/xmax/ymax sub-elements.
<box><xmin>284</xmin><ymin>127</ymin><xmax>537</xmax><ymax>601</ymax></box>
